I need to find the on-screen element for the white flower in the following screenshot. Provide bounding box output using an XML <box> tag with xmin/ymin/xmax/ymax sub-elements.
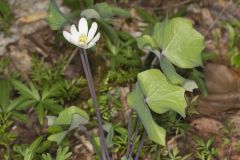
<box><xmin>63</xmin><ymin>17</ymin><xmax>100</xmax><ymax>49</ymax></box>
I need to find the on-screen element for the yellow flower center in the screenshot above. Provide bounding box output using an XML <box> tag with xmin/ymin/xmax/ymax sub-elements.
<box><xmin>79</xmin><ymin>34</ymin><xmax>88</xmax><ymax>44</ymax></box>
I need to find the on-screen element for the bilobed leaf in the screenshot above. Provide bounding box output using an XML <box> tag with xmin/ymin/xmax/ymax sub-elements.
<box><xmin>153</xmin><ymin>18</ymin><xmax>204</xmax><ymax>68</ymax></box>
<box><xmin>68</xmin><ymin>114</ymin><xmax>89</xmax><ymax>130</ymax></box>
<box><xmin>127</xmin><ymin>83</ymin><xmax>166</xmax><ymax>145</ymax></box>
<box><xmin>138</xmin><ymin>69</ymin><xmax>187</xmax><ymax>117</ymax></box>
<box><xmin>48</xmin><ymin>131</ymin><xmax>68</xmax><ymax>145</ymax></box>
<box><xmin>47</xmin><ymin>0</ymin><xmax>67</xmax><ymax>30</ymax></box>
<box><xmin>53</xmin><ymin>106</ymin><xmax>89</xmax><ymax>126</ymax></box>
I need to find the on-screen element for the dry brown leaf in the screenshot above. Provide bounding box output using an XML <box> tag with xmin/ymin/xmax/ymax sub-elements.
<box><xmin>18</xmin><ymin>12</ymin><xmax>48</xmax><ymax>24</ymax></box>
<box><xmin>190</xmin><ymin>117</ymin><xmax>223</xmax><ymax>136</ymax></box>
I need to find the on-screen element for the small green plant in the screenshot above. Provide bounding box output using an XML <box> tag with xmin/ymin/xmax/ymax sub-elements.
<box><xmin>11</xmin><ymin>79</ymin><xmax>64</xmax><ymax>125</ymax></box>
<box><xmin>88</xmin><ymin>88</ymin><xmax>121</xmax><ymax>121</ymax></box>
<box><xmin>41</xmin><ymin>146</ymin><xmax>72</xmax><ymax>160</ymax></box>
<box><xmin>13</xmin><ymin>136</ymin><xmax>71</xmax><ymax>160</ymax></box>
<box><xmin>103</xmin><ymin>36</ymin><xmax>141</xmax><ymax>85</ymax></box>
<box><xmin>0</xmin><ymin>113</ymin><xmax>16</xmax><ymax>160</ymax></box>
<box><xmin>31</xmin><ymin>56</ymin><xmax>67</xmax><ymax>87</ymax></box>
<box><xmin>0</xmin><ymin>57</ymin><xmax>10</xmax><ymax>74</ymax></box>
<box><xmin>0</xmin><ymin>0</ymin><xmax>12</xmax><ymax>35</ymax></box>
<box><xmin>164</xmin><ymin>147</ymin><xmax>191</xmax><ymax>160</ymax></box>
<box><xmin>31</xmin><ymin>56</ymin><xmax>86</xmax><ymax>102</ymax></box>
<box><xmin>194</xmin><ymin>137</ymin><xmax>218</xmax><ymax>160</ymax></box>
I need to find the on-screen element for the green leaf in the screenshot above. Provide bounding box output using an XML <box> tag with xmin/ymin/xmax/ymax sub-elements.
<box><xmin>29</xmin><ymin>136</ymin><xmax>43</xmax><ymax>150</ymax></box>
<box><xmin>93</xmin><ymin>3</ymin><xmax>112</xmax><ymax>19</ymax></box>
<box><xmin>226</xmin><ymin>23</ymin><xmax>235</xmax><ymax>48</ymax></box>
<box><xmin>37</xmin><ymin>104</ymin><xmax>45</xmax><ymax>125</ymax></box>
<box><xmin>135</xmin><ymin>7</ymin><xmax>158</xmax><ymax>24</ymax></box>
<box><xmin>14</xmin><ymin>98</ymin><xmax>37</xmax><ymax>110</ymax></box>
<box><xmin>68</xmin><ymin>114</ymin><xmax>89</xmax><ymax>130</ymax></box>
<box><xmin>98</xmin><ymin>20</ymin><xmax>119</xmax><ymax>43</ymax></box>
<box><xmin>8</xmin><ymin>96</ymin><xmax>29</xmax><ymax>112</ymax></box>
<box><xmin>37</xmin><ymin>140</ymin><xmax>52</xmax><ymax>153</ymax></box>
<box><xmin>12</xmin><ymin>111</ymin><xmax>28</xmax><ymax>123</ymax></box>
<box><xmin>56</xmin><ymin>146</ymin><xmax>72</xmax><ymax>160</ymax></box>
<box><xmin>0</xmin><ymin>78</ymin><xmax>11</xmax><ymax>112</ymax></box>
<box><xmin>0</xmin><ymin>0</ymin><xmax>11</xmax><ymax>19</ymax></box>
<box><xmin>104</xmin><ymin>124</ymin><xmax>114</xmax><ymax>148</ymax></box>
<box><xmin>29</xmin><ymin>83</ymin><xmax>40</xmax><ymax>100</ymax></box>
<box><xmin>138</xmin><ymin>69</ymin><xmax>187</xmax><ymax>117</ymax></box>
<box><xmin>48</xmin><ymin>131</ymin><xmax>68</xmax><ymax>145</ymax></box>
<box><xmin>93</xmin><ymin>2</ymin><xmax>130</xmax><ymax>19</ymax></box>
<box><xmin>81</xmin><ymin>9</ymin><xmax>101</xmax><ymax>20</ymax></box>
<box><xmin>183</xmin><ymin>79</ymin><xmax>198</xmax><ymax>92</ymax></box>
<box><xmin>111</xmin><ymin>5</ymin><xmax>131</xmax><ymax>18</ymax></box>
<box><xmin>127</xmin><ymin>83</ymin><xmax>166</xmax><ymax>145</ymax></box>
<box><xmin>42</xmin><ymin>82</ymin><xmax>63</xmax><ymax>100</ymax></box>
<box><xmin>11</xmin><ymin>79</ymin><xmax>39</xmax><ymax>100</ymax></box>
<box><xmin>190</xmin><ymin>69</ymin><xmax>208</xmax><ymax>96</ymax></box>
<box><xmin>153</xmin><ymin>18</ymin><xmax>204</xmax><ymax>68</ymax></box>
<box><xmin>42</xmin><ymin>153</ymin><xmax>52</xmax><ymax>160</ymax></box>
<box><xmin>53</xmin><ymin>106</ymin><xmax>89</xmax><ymax>126</ymax></box>
<box><xmin>41</xmin><ymin>99</ymin><xmax>63</xmax><ymax>114</ymax></box>
<box><xmin>160</xmin><ymin>57</ymin><xmax>185</xmax><ymax>85</ymax></box>
<box><xmin>47</xmin><ymin>0</ymin><xmax>67</xmax><ymax>30</ymax></box>
<box><xmin>136</xmin><ymin>35</ymin><xmax>158</xmax><ymax>50</ymax></box>
<box><xmin>62</xmin><ymin>0</ymin><xmax>81</xmax><ymax>11</ymax></box>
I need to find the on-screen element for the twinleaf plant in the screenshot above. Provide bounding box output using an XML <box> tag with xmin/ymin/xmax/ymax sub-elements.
<box><xmin>137</xmin><ymin>18</ymin><xmax>204</xmax><ymax>91</ymax></box>
<box><xmin>47</xmin><ymin>106</ymin><xmax>89</xmax><ymax>145</ymax></box>
<box><xmin>127</xmin><ymin>17</ymin><xmax>204</xmax><ymax>150</ymax></box>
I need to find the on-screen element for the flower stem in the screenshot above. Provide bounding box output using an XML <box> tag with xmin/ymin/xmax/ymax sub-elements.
<box><xmin>134</xmin><ymin>130</ymin><xmax>146</xmax><ymax>160</ymax></box>
<box><xmin>128</xmin><ymin>117</ymin><xmax>140</xmax><ymax>158</ymax></box>
<box><xmin>79</xmin><ymin>48</ymin><xmax>110</xmax><ymax>160</ymax></box>
<box><xmin>126</xmin><ymin>109</ymin><xmax>134</xmax><ymax>156</ymax></box>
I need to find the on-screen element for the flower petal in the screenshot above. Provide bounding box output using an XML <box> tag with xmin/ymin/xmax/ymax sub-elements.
<box><xmin>89</xmin><ymin>32</ymin><xmax>100</xmax><ymax>44</ymax></box>
<box><xmin>70</xmin><ymin>25</ymin><xmax>79</xmax><ymax>42</ymax></box>
<box><xmin>77</xmin><ymin>42</ymin><xmax>88</xmax><ymax>49</ymax></box>
<box><xmin>86</xmin><ymin>32</ymin><xmax>100</xmax><ymax>49</ymax></box>
<box><xmin>70</xmin><ymin>24</ymin><xmax>78</xmax><ymax>35</ymax></box>
<box><xmin>87</xmin><ymin>22</ymin><xmax>98</xmax><ymax>43</ymax></box>
<box><xmin>63</xmin><ymin>31</ymin><xmax>72</xmax><ymax>43</ymax></box>
<box><xmin>78</xmin><ymin>17</ymin><xmax>88</xmax><ymax>35</ymax></box>
<box><xmin>86</xmin><ymin>42</ymin><xmax>96</xmax><ymax>49</ymax></box>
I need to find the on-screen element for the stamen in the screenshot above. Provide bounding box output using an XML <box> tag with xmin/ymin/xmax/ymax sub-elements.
<box><xmin>79</xmin><ymin>34</ymin><xmax>88</xmax><ymax>44</ymax></box>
